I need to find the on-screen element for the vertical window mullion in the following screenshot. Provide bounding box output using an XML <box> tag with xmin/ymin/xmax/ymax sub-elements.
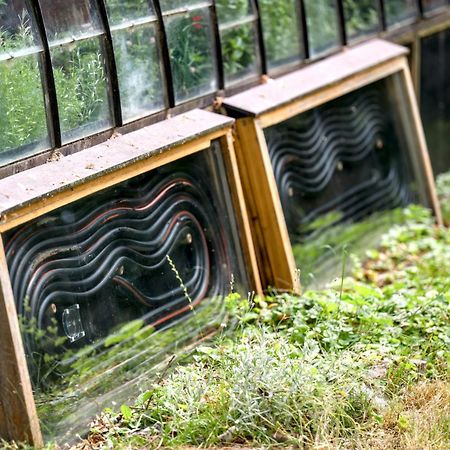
<box><xmin>253</xmin><ymin>0</ymin><xmax>268</xmax><ymax>74</ymax></box>
<box><xmin>28</xmin><ymin>0</ymin><xmax>61</xmax><ymax>148</ymax></box>
<box><xmin>336</xmin><ymin>0</ymin><xmax>348</xmax><ymax>46</ymax></box>
<box><xmin>299</xmin><ymin>0</ymin><xmax>310</xmax><ymax>59</ymax></box>
<box><xmin>96</xmin><ymin>0</ymin><xmax>123</xmax><ymax>127</ymax></box>
<box><xmin>153</xmin><ymin>0</ymin><xmax>175</xmax><ymax>108</ymax></box>
<box><xmin>417</xmin><ymin>0</ymin><xmax>425</xmax><ymax>17</ymax></box>
<box><xmin>378</xmin><ymin>0</ymin><xmax>387</xmax><ymax>31</ymax></box>
<box><xmin>211</xmin><ymin>1</ymin><xmax>225</xmax><ymax>90</ymax></box>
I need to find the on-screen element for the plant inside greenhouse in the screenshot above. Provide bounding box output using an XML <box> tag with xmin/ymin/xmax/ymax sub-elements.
<box><xmin>0</xmin><ymin>1</ymin><xmax>449</xmax><ymax>449</ymax></box>
<box><xmin>215</xmin><ymin>0</ymin><xmax>260</xmax><ymax>85</ymax></box>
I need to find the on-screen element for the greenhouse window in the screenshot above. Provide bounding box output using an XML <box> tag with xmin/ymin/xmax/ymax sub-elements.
<box><xmin>224</xmin><ymin>39</ymin><xmax>442</xmax><ymax>291</ymax></box>
<box><xmin>384</xmin><ymin>0</ymin><xmax>418</xmax><ymax>28</ymax></box>
<box><xmin>215</xmin><ymin>0</ymin><xmax>261</xmax><ymax>88</ymax></box>
<box><xmin>343</xmin><ymin>0</ymin><xmax>381</xmax><ymax>42</ymax></box>
<box><xmin>38</xmin><ymin>0</ymin><xmax>113</xmax><ymax>145</ymax></box>
<box><xmin>161</xmin><ymin>0</ymin><xmax>218</xmax><ymax>104</ymax></box>
<box><xmin>104</xmin><ymin>0</ymin><xmax>167</xmax><ymax>123</ymax></box>
<box><xmin>263</xmin><ymin>79</ymin><xmax>419</xmax><ymax>285</ymax></box>
<box><xmin>422</xmin><ymin>0</ymin><xmax>450</xmax><ymax>15</ymax></box>
<box><xmin>303</xmin><ymin>0</ymin><xmax>340</xmax><ymax>58</ymax></box>
<box><xmin>258</xmin><ymin>0</ymin><xmax>305</xmax><ymax>72</ymax></box>
<box><xmin>0</xmin><ymin>109</ymin><xmax>261</xmax><ymax>446</ymax></box>
<box><xmin>0</xmin><ymin>0</ymin><xmax>50</xmax><ymax>165</ymax></box>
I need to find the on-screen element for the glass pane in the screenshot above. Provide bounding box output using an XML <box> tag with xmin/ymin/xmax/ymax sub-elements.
<box><xmin>0</xmin><ymin>54</ymin><xmax>49</xmax><ymax>162</ymax></box>
<box><xmin>216</xmin><ymin>0</ymin><xmax>253</xmax><ymax>21</ymax></box>
<box><xmin>420</xmin><ymin>28</ymin><xmax>450</xmax><ymax>175</ymax></box>
<box><xmin>264</xmin><ymin>80</ymin><xmax>417</xmax><ymax>287</ymax></box>
<box><xmin>220</xmin><ymin>22</ymin><xmax>260</xmax><ymax>86</ymax></box>
<box><xmin>110</xmin><ymin>21</ymin><xmax>165</xmax><ymax>122</ymax></box>
<box><xmin>422</xmin><ymin>0</ymin><xmax>450</xmax><ymax>13</ymax></box>
<box><xmin>304</xmin><ymin>0</ymin><xmax>340</xmax><ymax>57</ymax></box>
<box><xmin>105</xmin><ymin>0</ymin><xmax>155</xmax><ymax>25</ymax></box>
<box><xmin>343</xmin><ymin>0</ymin><xmax>379</xmax><ymax>41</ymax></box>
<box><xmin>0</xmin><ymin>0</ymin><xmax>41</xmax><ymax>52</ymax></box>
<box><xmin>51</xmin><ymin>37</ymin><xmax>112</xmax><ymax>143</ymax></box>
<box><xmin>259</xmin><ymin>0</ymin><xmax>303</xmax><ymax>70</ymax></box>
<box><xmin>161</xmin><ymin>0</ymin><xmax>211</xmax><ymax>12</ymax></box>
<box><xmin>0</xmin><ymin>0</ymin><xmax>49</xmax><ymax>163</ymax></box>
<box><xmin>164</xmin><ymin>7</ymin><xmax>217</xmax><ymax>103</ymax></box>
<box><xmin>38</xmin><ymin>0</ymin><xmax>103</xmax><ymax>42</ymax></box>
<box><xmin>216</xmin><ymin>0</ymin><xmax>260</xmax><ymax>86</ymax></box>
<box><xmin>384</xmin><ymin>0</ymin><xmax>417</xmax><ymax>27</ymax></box>
<box><xmin>5</xmin><ymin>144</ymin><xmax>249</xmax><ymax>444</ymax></box>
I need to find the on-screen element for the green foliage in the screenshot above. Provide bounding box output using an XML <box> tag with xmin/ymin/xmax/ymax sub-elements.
<box><xmin>111</xmin><ymin>25</ymin><xmax>163</xmax><ymax>120</ymax></box>
<box><xmin>384</xmin><ymin>0</ymin><xmax>416</xmax><ymax>25</ymax></box>
<box><xmin>304</xmin><ymin>0</ymin><xmax>340</xmax><ymax>55</ymax></box>
<box><xmin>215</xmin><ymin>0</ymin><xmax>249</xmax><ymax>22</ymax></box>
<box><xmin>343</xmin><ymin>0</ymin><xmax>379</xmax><ymax>38</ymax></box>
<box><xmin>259</xmin><ymin>0</ymin><xmax>302</xmax><ymax>68</ymax></box>
<box><xmin>0</xmin><ymin>13</ymin><xmax>108</xmax><ymax>155</ymax></box>
<box><xmin>220</xmin><ymin>25</ymin><xmax>257</xmax><ymax>82</ymax></box>
<box><xmin>292</xmin><ymin>208</ymin><xmax>408</xmax><ymax>286</ymax></box>
<box><xmin>105</xmin><ymin>0</ymin><xmax>152</xmax><ymax>23</ymax></box>
<box><xmin>256</xmin><ymin>207</ymin><xmax>450</xmax><ymax>371</ymax></box>
<box><xmin>90</xmin><ymin>331</ymin><xmax>377</xmax><ymax>448</ymax></box>
<box><xmin>74</xmin><ymin>203</ymin><xmax>449</xmax><ymax>449</ymax></box>
<box><xmin>216</xmin><ymin>0</ymin><xmax>257</xmax><ymax>82</ymax></box>
<box><xmin>0</xmin><ymin>17</ymin><xmax>47</xmax><ymax>154</ymax></box>
<box><xmin>27</xmin><ymin>295</ymin><xmax>228</xmax><ymax>442</ymax></box>
<box><xmin>51</xmin><ymin>39</ymin><xmax>109</xmax><ymax>136</ymax></box>
<box><xmin>166</xmin><ymin>11</ymin><xmax>215</xmax><ymax>102</ymax></box>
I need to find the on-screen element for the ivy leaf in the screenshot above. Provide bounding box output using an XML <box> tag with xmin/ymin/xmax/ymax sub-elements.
<box><xmin>120</xmin><ymin>404</ymin><xmax>133</xmax><ymax>422</ymax></box>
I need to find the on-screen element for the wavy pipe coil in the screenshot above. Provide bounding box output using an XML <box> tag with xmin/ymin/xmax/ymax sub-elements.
<box><xmin>4</xmin><ymin>151</ymin><xmax>241</xmax><ymax>367</ymax></box>
<box><xmin>265</xmin><ymin>82</ymin><xmax>415</xmax><ymax>241</ymax></box>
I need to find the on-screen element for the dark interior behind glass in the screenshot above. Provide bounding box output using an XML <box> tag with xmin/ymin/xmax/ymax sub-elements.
<box><xmin>4</xmin><ymin>143</ymin><xmax>248</xmax><ymax>444</ymax></box>
<box><xmin>420</xmin><ymin>28</ymin><xmax>450</xmax><ymax>175</ymax></box>
<box><xmin>265</xmin><ymin>79</ymin><xmax>418</xmax><ymax>286</ymax></box>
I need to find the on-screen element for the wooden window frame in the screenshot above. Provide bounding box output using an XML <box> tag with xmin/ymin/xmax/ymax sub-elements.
<box><xmin>0</xmin><ymin>109</ymin><xmax>262</xmax><ymax>447</ymax></box>
<box><xmin>223</xmin><ymin>39</ymin><xmax>442</xmax><ymax>293</ymax></box>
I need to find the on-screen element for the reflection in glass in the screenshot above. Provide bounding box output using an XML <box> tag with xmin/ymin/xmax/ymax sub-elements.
<box><xmin>343</xmin><ymin>0</ymin><xmax>379</xmax><ymax>41</ymax></box>
<box><xmin>259</xmin><ymin>0</ymin><xmax>303</xmax><ymax>70</ymax></box>
<box><xmin>105</xmin><ymin>0</ymin><xmax>165</xmax><ymax>122</ymax></box>
<box><xmin>0</xmin><ymin>0</ymin><xmax>49</xmax><ymax>163</ymax></box>
<box><xmin>162</xmin><ymin>0</ymin><xmax>207</xmax><ymax>9</ymax></box>
<box><xmin>422</xmin><ymin>0</ymin><xmax>450</xmax><ymax>14</ymax></box>
<box><xmin>39</xmin><ymin>0</ymin><xmax>112</xmax><ymax>143</ymax></box>
<box><xmin>51</xmin><ymin>38</ymin><xmax>111</xmax><ymax>142</ymax></box>
<box><xmin>163</xmin><ymin>4</ymin><xmax>217</xmax><ymax>103</ymax></box>
<box><xmin>105</xmin><ymin>0</ymin><xmax>154</xmax><ymax>24</ymax></box>
<box><xmin>38</xmin><ymin>0</ymin><xmax>102</xmax><ymax>41</ymax></box>
<box><xmin>264</xmin><ymin>80</ymin><xmax>417</xmax><ymax>287</ymax></box>
<box><xmin>304</xmin><ymin>0</ymin><xmax>340</xmax><ymax>57</ymax></box>
<box><xmin>384</xmin><ymin>0</ymin><xmax>417</xmax><ymax>27</ymax></box>
<box><xmin>216</xmin><ymin>0</ymin><xmax>260</xmax><ymax>87</ymax></box>
<box><xmin>5</xmin><ymin>145</ymin><xmax>248</xmax><ymax>443</ymax></box>
<box><xmin>421</xmin><ymin>28</ymin><xmax>450</xmax><ymax>175</ymax></box>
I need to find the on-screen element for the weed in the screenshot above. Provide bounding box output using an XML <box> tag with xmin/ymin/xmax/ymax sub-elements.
<box><xmin>82</xmin><ymin>203</ymin><xmax>448</xmax><ymax>449</ymax></box>
<box><xmin>6</xmin><ymin>197</ymin><xmax>450</xmax><ymax>449</ymax></box>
